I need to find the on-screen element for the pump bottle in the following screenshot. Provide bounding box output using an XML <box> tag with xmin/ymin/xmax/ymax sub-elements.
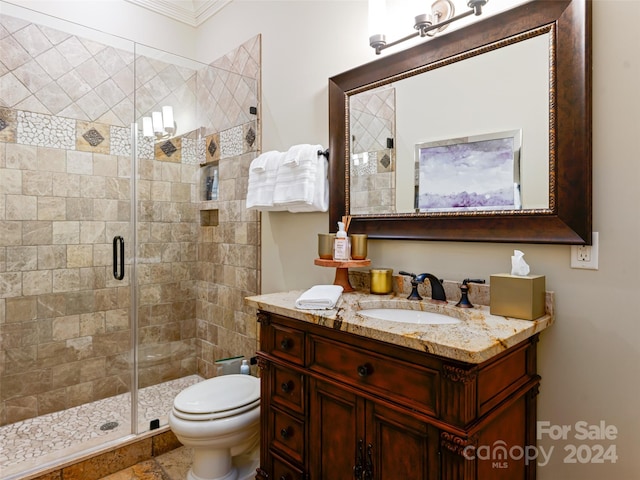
<box><xmin>333</xmin><ymin>221</ymin><xmax>350</xmax><ymax>261</ymax></box>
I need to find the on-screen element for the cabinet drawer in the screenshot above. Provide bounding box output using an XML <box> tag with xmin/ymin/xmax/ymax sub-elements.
<box><xmin>271</xmin><ymin>363</ymin><xmax>305</xmax><ymax>414</ymax></box>
<box><xmin>309</xmin><ymin>335</ymin><xmax>439</xmax><ymax>415</ymax></box>
<box><xmin>269</xmin><ymin>407</ymin><xmax>305</xmax><ymax>464</ymax></box>
<box><xmin>271</xmin><ymin>452</ymin><xmax>306</xmax><ymax>480</ymax></box>
<box><xmin>267</xmin><ymin>322</ymin><xmax>305</xmax><ymax>366</ymax></box>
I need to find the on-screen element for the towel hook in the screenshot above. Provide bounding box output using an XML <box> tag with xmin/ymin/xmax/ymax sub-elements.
<box><xmin>317</xmin><ymin>149</ymin><xmax>329</xmax><ymax>159</ymax></box>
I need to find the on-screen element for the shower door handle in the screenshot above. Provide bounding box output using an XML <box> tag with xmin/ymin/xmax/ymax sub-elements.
<box><xmin>113</xmin><ymin>236</ymin><xmax>125</xmax><ymax>280</ymax></box>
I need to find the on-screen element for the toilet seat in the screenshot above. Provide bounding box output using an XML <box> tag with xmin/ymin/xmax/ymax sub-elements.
<box><xmin>172</xmin><ymin>374</ymin><xmax>260</xmax><ymax>421</ymax></box>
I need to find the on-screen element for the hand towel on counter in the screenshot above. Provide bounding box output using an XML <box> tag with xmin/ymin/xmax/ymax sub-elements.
<box><xmin>246</xmin><ymin>151</ymin><xmax>287</xmax><ymax>210</ymax></box>
<box><xmin>295</xmin><ymin>285</ymin><xmax>344</xmax><ymax>310</ymax></box>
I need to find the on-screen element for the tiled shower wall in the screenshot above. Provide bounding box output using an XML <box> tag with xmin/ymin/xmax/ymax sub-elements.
<box><xmin>349</xmin><ymin>86</ymin><xmax>396</xmax><ymax>214</ymax></box>
<box><xmin>0</xmin><ymin>11</ymin><xmax>261</xmax><ymax>427</ymax></box>
<box><xmin>195</xmin><ymin>34</ymin><xmax>261</xmax><ymax>378</ymax></box>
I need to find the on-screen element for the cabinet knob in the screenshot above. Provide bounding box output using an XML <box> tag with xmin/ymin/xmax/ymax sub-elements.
<box><xmin>280</xmin><ymin>426</ymin><xmax>292</xmax><ymax>439</ymax></box>
<box><xmin>357</xmin><ymin>363</ymin><xmax>373</xmax><ymax>378</ymax></box>
<box><xmin>280</xmin><ymin>338</ymin><xmax>292</xmax><ymax>350</ymax></box>
<box><xmin>280</xmin><ymin>380</ymin><xmax>294</xmax><ymax>393</ymax></box>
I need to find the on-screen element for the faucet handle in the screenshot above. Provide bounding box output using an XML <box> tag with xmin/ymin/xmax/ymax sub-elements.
<box><xmin>399</xmin><ymin>271</ymin><xmax>416</xmax><ymax>280</ymax></box>
<box><xmin>399</xmin><ymin>271</ymin><xmax>422</xmax><ymax>300</ymax></box>
<box><xmin>456</xmin><ymin>278</ymin><xmax>486</xmax><ymax>308</ymax></box>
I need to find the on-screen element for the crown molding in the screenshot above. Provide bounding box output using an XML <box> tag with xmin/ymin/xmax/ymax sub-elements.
<box><xmin>124</xmin><ymin>0</ymin><xmax>233</xmax><ymax>27</ymax></box>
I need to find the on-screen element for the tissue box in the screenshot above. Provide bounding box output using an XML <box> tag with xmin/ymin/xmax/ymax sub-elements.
<box><xmin>490</xmin><ymin>274</ymin><xmax>546</xmax><ymax>320</ymax></box>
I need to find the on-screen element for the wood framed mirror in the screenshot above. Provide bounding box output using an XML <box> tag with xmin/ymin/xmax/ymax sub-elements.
<box><xmin>328</xmin><ymin>0</ymin><xmax>591</xmax><ymax>244</ymax></box>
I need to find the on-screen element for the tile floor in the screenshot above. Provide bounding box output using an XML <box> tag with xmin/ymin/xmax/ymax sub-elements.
<box><xmin>97</xmin><ymin>446</ymin><xmax>193</xmax><ymax>480</ymax></box>
<box><xmin>0</xmin><ymin>375</ymin><xmax>201</xmax><ymax>479</ymax></box>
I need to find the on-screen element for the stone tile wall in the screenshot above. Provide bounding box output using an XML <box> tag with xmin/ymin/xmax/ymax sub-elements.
<box><xmin>349</xmin><ymin>86</ymin><xmax>397</xmax><ymax>214</ymax></box>
<box><xmin>0</xmin><ymin>10</ymin><xmax>262</xmax><ymax>428</ymax></box>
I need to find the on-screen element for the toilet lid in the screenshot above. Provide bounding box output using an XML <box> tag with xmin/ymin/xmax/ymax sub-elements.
<box><xmin>173</xmin><ymin>374</ymin><xmax>260</xmax><ymax>415</ymax></box>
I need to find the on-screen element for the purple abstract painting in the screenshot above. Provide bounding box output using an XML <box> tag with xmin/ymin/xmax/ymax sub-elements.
<box><xmin>416</xmin><ymin>131</ymin><xmax>521</xmax><ymax>212</ymax></box>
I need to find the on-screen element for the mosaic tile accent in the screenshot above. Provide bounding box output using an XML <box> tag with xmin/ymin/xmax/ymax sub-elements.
<box><xmin>76</xmin><ymin>121</ymin><xmax>110</xmax><ymax>154</ymax></box>
<box><xmin>136</xmin><ymin>134</ymin><xmax>153</xmax><ymax>159</ymax></box>
<box><xmin>181</xmin><ymin>137</ymin><xmax>202</xmax><ymax>165</ymax></box>
<box><xmin>220</xmin><ymin>125</ymin><xmax>243</xmax><ymax>158</ymax></box>
<box><xmin>351</xmin><ymin>150</ymin><xmax>378</xmax><ymax>176</ymax></box>
<box><xmin>0</xmin><ymin>118</ymin><xmax>7</xmax><ymax>131</ymax></box>
<box><xmin>207</xmin><ymin>137</ymin><xmax>218</xmax><ymax>158</ymax></box>
<box><xmin>16</xmin><ymin>110</ymin><xmax>75</xmax><ymax>149</ymax></box>
<box><xmin>111</xmin><ymin>125</ymin><xmax>132</xmax><ymax>156</ymax></box>
<box><xmin>0</xmin><ymin>375</ymin><xmax>202</xmax><ymax>477</ymax></box>
<box><xmin>0</xmin><ymin>107</ymin><xmax>17</xmax><ymax>143</ymax></box>
<box><xmin>379</xmin><ymin>152</ymin><xmax>391</xmax><ymax>169</ymax></box>
<box><xmin>82</xmin><ymin>128</ymin><xmax>104</xmax><ymax>146</ymax></box>
<box><xmin>245</xmin><ymin>124</ymin><xmax>256</xmax><ymax>149</ymax></box>
<box><xmin>154</xmin><ymin>137</ymin><xmax>181</xmax><ymax>162</ymax></box>
<box><xmin>160</xmin><ymin>140</ymin><xmax>177</xmax><ymax>157</ymax></box>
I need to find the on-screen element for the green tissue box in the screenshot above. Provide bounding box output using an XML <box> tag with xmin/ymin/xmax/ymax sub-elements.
<box><xmin>490</xmin><ymin>274</ymin><xmax>546</xmax><ymax>320</ymax></box>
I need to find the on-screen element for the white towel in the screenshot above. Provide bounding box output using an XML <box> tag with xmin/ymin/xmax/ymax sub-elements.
<box><xmin>282</xmin><ymin>144</ymin><xmax>323</xmax><ymax>167</ymax></box>
<box><xmin>250</xmin><ymin>153</ymin><xmax>270</xmax><ymax>172</ymax></box>
<box><xmin>246</xmin><ymin>151</ymin><xmax>287</xmax><ymax>210</ymax></box>
<box><xmin>273</xmin><ymin>145</ymin><xmax>328</xmax><ymax>211</ymax></box>
<box><xmin>295</xmin><ymin>285</ymin><xmax>344</xmax><ymax>310</ymax></box>
<box><xmin>286</xmin><ymin>157</ymin><xmax>328</xmax><ymax>212</ymax></box>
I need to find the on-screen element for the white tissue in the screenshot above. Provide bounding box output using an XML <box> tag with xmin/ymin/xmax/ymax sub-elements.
<box><xmin>511</xmin><ymin>250</ymin><xmax>530</xmax><ymax>276</ymax></box>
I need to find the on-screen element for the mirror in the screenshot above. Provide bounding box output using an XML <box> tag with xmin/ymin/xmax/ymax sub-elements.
<box><xmin>329</xmin><ymin>0</ymin><xmax>592</xmax><ymax>244</ymax></box>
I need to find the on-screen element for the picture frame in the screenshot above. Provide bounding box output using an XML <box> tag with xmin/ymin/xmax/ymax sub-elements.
<box><xmin>415</xmin><ymin>130</ymin><xmax>522</xmax><ymax>212</ymax></box>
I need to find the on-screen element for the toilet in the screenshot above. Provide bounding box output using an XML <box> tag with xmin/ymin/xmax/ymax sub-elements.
<box><xmin>169</xmin><ymin>374</ymin><xmax>261</xmax><ymax>480</ymax></box>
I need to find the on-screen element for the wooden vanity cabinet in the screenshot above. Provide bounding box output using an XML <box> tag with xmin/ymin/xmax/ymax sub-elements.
<box><xmin>256</xmin><ymin>311</ymin><xmax>541</xmax><ymax>480</ymax></box>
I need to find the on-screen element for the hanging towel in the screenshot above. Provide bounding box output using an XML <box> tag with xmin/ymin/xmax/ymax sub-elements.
<box><xmin>282</xmin><ymin>144</ymin><xmax>324</xmax><ymax>167</ymax></box>
<box><xmin>246</xmin><ymin>151</ymin><xmax>287</xmax><ymax>210</ymax></box>
<box><xmin>295</xmin><ymin>285</ymin><xmax>344</xmax><ymax>310</ymax></box>
<box><xmin>286</xmin><ymin>156</ymin><xmax>328</xmax><ymax>212</ymax></box>
<box><xmin>273</xmin><ymin>145</ymin><xmax>327</xmax><ymax>211</ymax></box>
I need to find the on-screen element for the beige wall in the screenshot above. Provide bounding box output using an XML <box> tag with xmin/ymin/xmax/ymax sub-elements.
<box><xmin>198</xmin><ymin>1</ymin><xmax>640</xmax><ymax>479</ymax></box>
<box><xmin>7</xmin><ymin>0</ymin><xmax>638</xmax><ymax>478</ymax></box>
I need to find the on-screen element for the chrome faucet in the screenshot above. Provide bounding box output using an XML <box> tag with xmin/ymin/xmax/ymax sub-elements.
<box><xmin>399</xmin><ymin>271</ymin><xmax>447</xmax><ymax>302</ymax></box>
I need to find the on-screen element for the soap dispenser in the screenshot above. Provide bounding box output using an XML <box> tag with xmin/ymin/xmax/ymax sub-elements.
<box><xmin>333</xmin><ymin>222</ymin><xmax>350</xmax><ymax>261</ymax></box>
<box><xmin>240</xmin><ymin>359</ymin><xmax>250</xmax><ymax>375</ymax></box>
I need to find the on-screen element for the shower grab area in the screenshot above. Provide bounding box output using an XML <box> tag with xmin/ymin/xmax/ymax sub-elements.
<box><xmin>1</xmin><ymin>3</ymin><xmax>261</xmax><ymax>478</ymax></box>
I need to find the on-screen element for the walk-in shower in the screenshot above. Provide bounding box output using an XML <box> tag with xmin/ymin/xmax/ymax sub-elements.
<box><xmin>0</xmin><ymin>3</ymin><xmax>261</xmax><ymax>478</ymax></box>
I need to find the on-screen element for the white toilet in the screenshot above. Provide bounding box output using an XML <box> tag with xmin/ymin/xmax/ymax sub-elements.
<box><xmin>169</xmin><ymin>374</ymin><xmax>261</xmax><ymax>480</ymax></box>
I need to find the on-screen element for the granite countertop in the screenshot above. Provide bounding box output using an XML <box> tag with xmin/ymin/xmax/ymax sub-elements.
<box><xmin>245</xmin><ymin>289</ymin><xmax>554</xmax><ymax>364</ymax></box>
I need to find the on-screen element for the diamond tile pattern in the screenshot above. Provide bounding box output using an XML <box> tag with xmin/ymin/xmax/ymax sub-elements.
<box><xmin>350</xmin><ymin>86</ymin><xmax>395</xmax><ymax>155</ymax></box>
<box><xmin>0</xmin><ymin>14</ymin><xmax>259</xmax><ymax>136</ymax></box>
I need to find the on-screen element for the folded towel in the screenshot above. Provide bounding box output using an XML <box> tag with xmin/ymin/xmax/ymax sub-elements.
<box><xmin>246</xmin><ymin>151</ymin><xmax>287</xmax><ymax>210</ymax></box>
<box><xmin>273</xmin><ymin>160</ymin><xmax>318</xmax><ymax>205</ymax></box>
<box><xmin>295</xmin><ymin>285</ymin><xmax>344</xmax><ymax>310</ymax></box>
<box><xmin>286</xmin><ymin>157</ymin><xmax>328</xmax><ymax>212</ymax></box>
<box><xmin>282</xmin><ymin>144</ymin><xmax>324</xmax><ymax>167</ymax></box>
<box><xmin>250</xmin><ymin>153</ymin><xmax>269</xmax><ymax>172</ymax></box>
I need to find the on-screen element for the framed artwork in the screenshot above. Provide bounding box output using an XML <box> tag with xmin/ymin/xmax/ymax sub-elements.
<box><xmin>415</xmin><ymin>130</ymin><xmax>522</xmax><ymax>212</ymax></box>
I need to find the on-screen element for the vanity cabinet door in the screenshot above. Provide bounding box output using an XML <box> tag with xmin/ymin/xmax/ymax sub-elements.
<box><xmin>308</xmin><ymin>378</ymin><xmax>363</xmax><ymax>480</ymax></box>
<box><xmin>366</xmin><ymin>401</ymin><xmax>439</xmax><ymax>480</ymax></box>
<box><xmin>308</xmin><ymin>378</ymin><xmax>438</xmax><ymax>480</ymax></box>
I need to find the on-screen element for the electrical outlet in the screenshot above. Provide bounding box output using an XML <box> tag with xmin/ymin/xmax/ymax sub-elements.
<box><xmin>571</xmin><ymin>232</ymin><xmax>599</xmax><ymax>270</ymax></box>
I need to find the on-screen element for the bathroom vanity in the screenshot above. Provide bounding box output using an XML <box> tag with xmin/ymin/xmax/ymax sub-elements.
<box><xmin>246</xmin><ymin>289</ymin><xmax>554</xmax><ymax>480</ymax></box>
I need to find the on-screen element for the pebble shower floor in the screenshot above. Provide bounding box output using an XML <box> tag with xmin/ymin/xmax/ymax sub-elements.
<box><xmin>0</xmin><ymin>375</ymin><xmax>201</xmax><ymax>478</ymax></box>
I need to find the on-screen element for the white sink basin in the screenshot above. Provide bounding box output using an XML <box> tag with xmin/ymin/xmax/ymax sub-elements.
<box><xmin>357</xmin><ymin>308</ymin><xmax>462</xmax><ymax>325</ymax></box>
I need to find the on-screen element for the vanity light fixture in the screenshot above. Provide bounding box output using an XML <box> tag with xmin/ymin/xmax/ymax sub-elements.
<box><xmin>142</xmin><ymin>105</ymin><xmax>176</xmax><ymax>138</ymax></box>
<box><xmin>369</xmin><ymin>0</ymin><xmax>488</xmax><ymax>55</ymax></box>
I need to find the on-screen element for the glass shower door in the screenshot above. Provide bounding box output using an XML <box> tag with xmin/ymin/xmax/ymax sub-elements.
<box><xmin>131</xmin><ymin>45</ymin><xmax>206</xmax><ymax>435</ymax></box>
<box><xmin>0</xmin><ymin>4</ymin><xmax>137</xmax><ymax>476</ymax></box>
